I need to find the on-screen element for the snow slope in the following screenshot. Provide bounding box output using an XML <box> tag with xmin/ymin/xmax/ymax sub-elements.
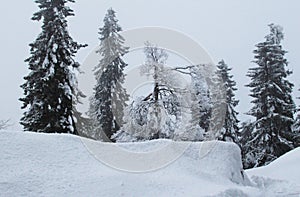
<box><xmin>246</xmin><ymin>148</ymin><xmax>300</xmax><ymax>196</ymax></box>
<box><xmin>246</xmin><ymin>147</ymin><xmax>300</xmax><ymax>183</ymax></box>
<box><xmin>0</xmin><ymin>130</ymin><xmax>299</xmax><ymax>196</ymax></box>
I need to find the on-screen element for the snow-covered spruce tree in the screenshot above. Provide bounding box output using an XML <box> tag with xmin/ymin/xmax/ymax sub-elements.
<box><xmin>113</xmin><ymin>42</ymin><xmax>182</xmax><ymax>142</ymax></box>
<box><xmin>20</xmin><ymin>0</ymin><xmax>86</xmax><ymax>134</ymax></box>
<box><xmin>239</xmin><ymin>120</ymin><xmax>256</xmax><ymax>168</ymax></box>
<box><xmin>88</xmin><ymin>8</ymin><xmax>129</xmax><ymax>141</ymax></box>
<box><xmin>242</xmin><ymin>24</ymin><xmax>296</xmax><ymax>168</ymax></box>
<box><xmin>215</xmin><ymin>60</ymin><xmax>239</xmax><ymax>143</ymax></box>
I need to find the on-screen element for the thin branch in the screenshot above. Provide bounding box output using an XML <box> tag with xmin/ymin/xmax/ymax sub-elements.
<box><xmin>173</xmin><ymin>65</ymin><xmax>195</xmax><ymax>70</ymax></box>
<box><xmin>0</xmin><ymin>119</ymin><xmax>12</xmax><ymax>130</ymax></box>
<box><xmin>159</xmin><ymin>88</ymin><xmax>173</xmax><ymax>94</ymax></box>
<box><xmin>171</xmin><ymin>66</ymin><xmax>193</xmax><ymax>75</ymax></box>
<box><xmin>143</xmin><ymin>93</ymin><xmax>153</xmax><ymax>101</ymax></box>
<box><xmin>173</xmin><ymin>70</ymin><xmax>192</xmax><ymax>75</ymax></box>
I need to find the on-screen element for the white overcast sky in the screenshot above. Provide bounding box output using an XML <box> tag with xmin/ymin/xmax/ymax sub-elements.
<box><xmin>0</xmin><ymin>0</ymin><xmax>299</xmax><ymax>130</ymax></box>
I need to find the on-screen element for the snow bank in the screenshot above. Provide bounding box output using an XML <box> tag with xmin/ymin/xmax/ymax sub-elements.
<box><xmin>247</xmin><ymin>147</ymin><xmax>300</xmax><ymax>183</ymax></box>
<box><xmin>82</xmin><ymin>138</ymin><xmax>252</xmax><ymax>185</ymax></box>
<box><xmin>245</xmin><ymin>148</ymin><xmax>300</xmax><ymax>196</ymax></box>
<box><xmin>2</xmin><ymin>130</ymin><xmax>299</xmax><ymax>196</ymax></box>
<box><xmin>169</xmin><ymin>140</ymin><xmax>251</xmax><ymax>185</ymax></box>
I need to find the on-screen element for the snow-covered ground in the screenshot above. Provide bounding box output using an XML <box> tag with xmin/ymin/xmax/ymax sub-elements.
<box><xmin>0</xmin><ymin>130</ymin><xmax>299</xmax><ymax>196</ymax></box>
<box><xmin>246</xmin><ymin>148</ymin><xmax>300</xmax><ymax>196</ymax></box>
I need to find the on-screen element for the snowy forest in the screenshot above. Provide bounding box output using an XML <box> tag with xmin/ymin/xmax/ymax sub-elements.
<box><xmin>16</xmin><ymin>0</ymin><xmax>300</xmax><ymax>171</ymax></box>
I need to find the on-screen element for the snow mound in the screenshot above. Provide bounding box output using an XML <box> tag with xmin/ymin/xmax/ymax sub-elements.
<box><xmin>174</xmin><ymin>141</ymin><xmax>251</xmax><ymax>185</ymax></box>
<box><xmin>2</xmin><ymin>130</ymin><xmax>299</xmax><ymax>196</ymax></box>
<box><xmin>247</xmin><ymin>147</ymin><xmax>300</xmax><ymax>183</ymax></box>
<box><xmin>246</xmin><ymin>148</ymin><xmax>300</xmax><ymax>196</ymax></box>
<box><xmin>82</xmin><ymin>138</ymin><xmax>251</xmax><ymax>185</ymax></box>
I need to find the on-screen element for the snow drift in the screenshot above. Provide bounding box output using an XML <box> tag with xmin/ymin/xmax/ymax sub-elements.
<box><xmin>82</xmin><ymin>137</ymin><xmax>252</xmax><ymax>185</ymax></box>
<box><xmin>247</xmin><ymin>147</ymin><xmax>300</xmax><ymax>183</ymax></box>
<box><xmin>1</xmin><ymin>130</ymin><xmax>299</xmax><ymax>196</ymax></box>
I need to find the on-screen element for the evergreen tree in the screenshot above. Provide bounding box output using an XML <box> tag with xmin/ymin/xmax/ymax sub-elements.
<box><xmin>239</xmin><ymin>120</ymin><xmax>256</xmax><ymax>169</ymax></box>
<box><xmin>242</xmin><ymin>24</ymin><xmax>296</xmax><ymax>168</ymax></box>
<box><xmin>88</xmin><ymin>8</ymin><xmax>129</xmax><ymax>141</ymax></box>
<box><xmin>216</xmin><ymin>60</ymin><xmax>239</xmax><ymax>142</ymax></box>
<box><xmin>20</xmin><ymin>0</ymin><xmax>86</xmax><ymax>134</ymax></box>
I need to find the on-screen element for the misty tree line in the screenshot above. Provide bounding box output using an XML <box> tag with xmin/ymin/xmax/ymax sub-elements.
<box><xmin>19</xmin><ymin>0</ymin><xmax>300</xmax><ymax>169</ymax></box>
